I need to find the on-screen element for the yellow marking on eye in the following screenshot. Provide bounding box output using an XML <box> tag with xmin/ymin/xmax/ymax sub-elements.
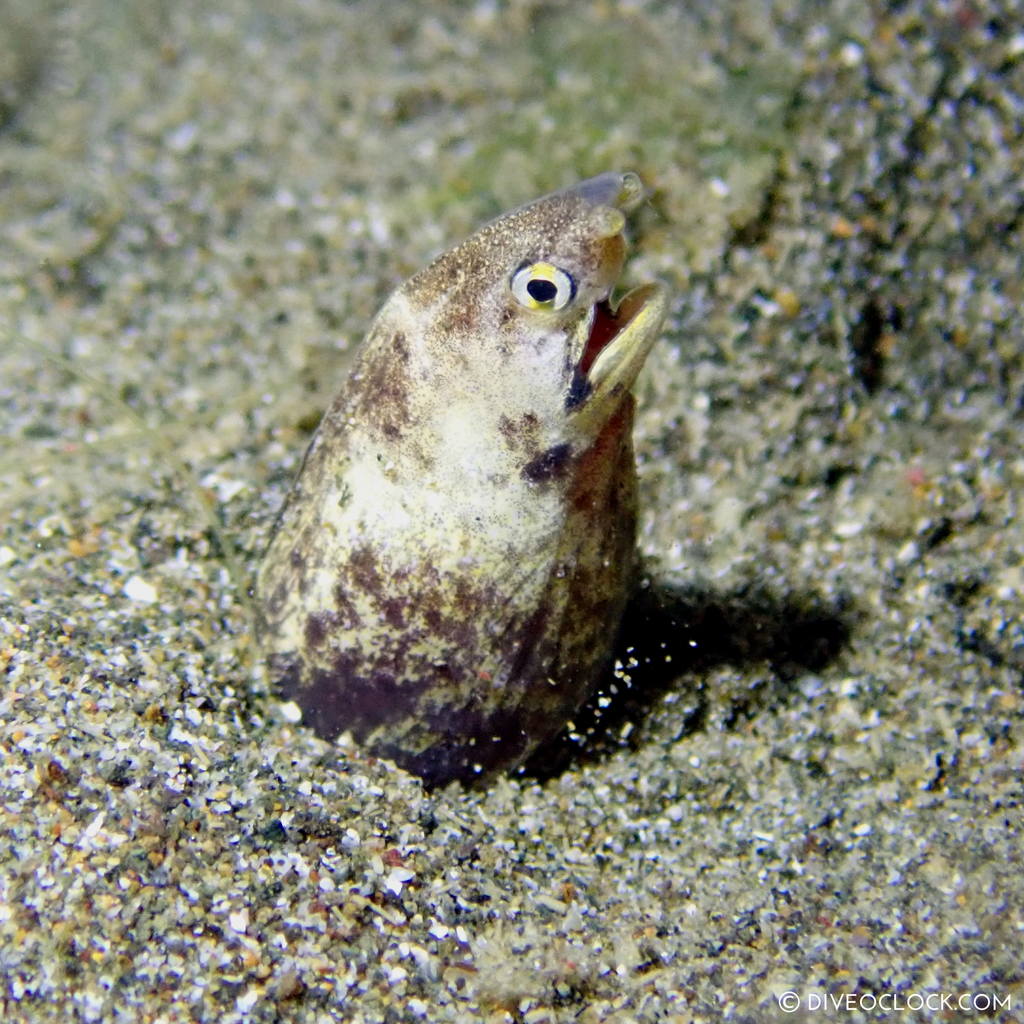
<box><xmin>510</xmin><ymin>262</ymin><xmax>576</xmax><ymax>311</ymax></box>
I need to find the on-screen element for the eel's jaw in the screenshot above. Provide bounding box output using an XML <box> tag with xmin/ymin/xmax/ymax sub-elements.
<box><xmin>567</xmin><ymin>282</ymin><xmax>669</xmax><ymax>440</ymax></box>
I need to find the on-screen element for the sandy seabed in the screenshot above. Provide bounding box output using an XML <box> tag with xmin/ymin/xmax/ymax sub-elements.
<box><xmin>1</xmin><ymin>1</ymin><xmax>1021</xmax><ymax>1022</ymax></box>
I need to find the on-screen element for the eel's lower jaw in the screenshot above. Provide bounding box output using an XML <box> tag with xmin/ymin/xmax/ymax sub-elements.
<box><xmin>577</xmin><ymin>283</ymin><xmax>668</xmax><ymax>408</ymax></box>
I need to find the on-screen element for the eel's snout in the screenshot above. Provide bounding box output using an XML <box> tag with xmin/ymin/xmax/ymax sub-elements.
<box><xmin>568</xmin><ymin>171</ymin><xmax>645</xmax><ymax>213</ymax></box>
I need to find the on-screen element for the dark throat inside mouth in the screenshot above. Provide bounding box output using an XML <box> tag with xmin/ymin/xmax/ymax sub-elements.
<box><xmin>579</xmin><ymin>299</ymin><xmax>620</xmax><ymax>376</ymax></box>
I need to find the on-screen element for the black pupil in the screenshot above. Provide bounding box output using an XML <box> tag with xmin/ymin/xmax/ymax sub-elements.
<box><xmin>526</xmin><ymin>278</ymin><xmax>558</xmax><ymax>303</ymax></box>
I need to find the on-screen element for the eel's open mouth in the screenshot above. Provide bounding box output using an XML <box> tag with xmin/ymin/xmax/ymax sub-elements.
<box><xmin>580</xmin><ymin>288</ymin><xmax>655</xmax><ymax>375</ymax></box>
<box><xmin>569</xmin><ymin>283</ymin><xmax>668</xmax><ymax>422</ymax></box>
<box><xmin>579</xmin><ymin>299</ymin><xmax>624</xmax><ymax>376</ymax></box>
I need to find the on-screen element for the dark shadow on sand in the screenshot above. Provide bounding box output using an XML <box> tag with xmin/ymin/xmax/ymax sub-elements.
<box><xmin>520</xmin><ymin>577</ymin><xmax>854</xmax><ymax>782</ymax></box>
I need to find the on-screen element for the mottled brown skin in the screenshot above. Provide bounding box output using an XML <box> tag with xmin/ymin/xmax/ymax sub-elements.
<box><xmin>257</xmin><ymin>173</ymin><xmax>667</xmax><ymax>786</ymax></box>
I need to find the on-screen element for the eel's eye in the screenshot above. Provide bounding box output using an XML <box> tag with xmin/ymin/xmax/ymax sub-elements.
<box><xmin>510</xmin><ymin>262</ymin><xmax>576</xmax><ymax>311</ymax></box>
